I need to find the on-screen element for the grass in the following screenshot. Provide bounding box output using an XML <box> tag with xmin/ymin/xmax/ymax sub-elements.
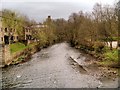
<box><xmin>98</xmin><ymin>49</ymin><xmax>118</xmax><ymax>66</ymax></box>
<box><xmin>104</xmin><ymin>49</ymin><xmax>118</xmax><ymax>62</ymax></box>
<box><xmin>10</xmin><ymin>42</ymin><xmax>36</xmax><ymax>54</ymax></box>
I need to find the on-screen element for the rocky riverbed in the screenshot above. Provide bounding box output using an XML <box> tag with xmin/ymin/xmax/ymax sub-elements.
<box><xmin>1</xmin><ymin>43</ymin><xmax>119</xmax><ymax>88</ymax></box>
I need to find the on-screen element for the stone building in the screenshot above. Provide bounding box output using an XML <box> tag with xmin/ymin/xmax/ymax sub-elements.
<box><xmin>0</xmin><ymin>21</ymin><xmax>3</xmax><ymax>45</ymax></box>
<box><xmin>24</xmin><ymin>27</ymin><xmax>32</xmax><ymax>45</ymax></box>
<box><xmin>0</xmin><ymin>22</ymin><xmax>32</xmax><ymax>45</ymax></box>
<box><xmin>0</xmin><ymin>26</ymin><xmax>19</xmax><ymax>45</ymax></box>
<box><xmin>24</xmin><ymin>27</ymin><xmax>32</xmax><ymax>40</ymax></box>
<box><xmin>0</xmin><ymin>26</ymin><xmax>33</xmax><ymax>45</ymax></box>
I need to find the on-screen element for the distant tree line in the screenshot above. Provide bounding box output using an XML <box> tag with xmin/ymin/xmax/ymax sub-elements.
<box><xmin>1</xmin><ymin>2</ymin><xmax>119</xmax><ymax>52</ymax></box>
<box><xmin>53</xmin><ymin>3</ymin><xmax>119</xmax><ymax>52</ymax></box>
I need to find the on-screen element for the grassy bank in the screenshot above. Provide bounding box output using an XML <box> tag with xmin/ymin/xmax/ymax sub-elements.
<box><xmin>10</xmin><ymin>42</ymin><xmax>36</xmax><ymax>54</ymax></box>
<box><xmin>71</xmin><ymin>42</ymin><xmax>119</xmax><ymax>68</ymax></box>
<box><xmin>9</xmin><ymin>41</ymin><xmax>54</xmax><ymax>65</ymax></box>
<box><xmin>9</xmin><ymin>42</ymin><xmax>37</xmax><ymax>65</ymax></box>
<box><xmin>98</xmin><ymin>48</ymin><xmax>118</xmax><ymax>67</ymax></box>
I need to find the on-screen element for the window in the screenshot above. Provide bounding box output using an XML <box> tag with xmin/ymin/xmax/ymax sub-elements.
<box><xmin>5</xmin><ymin>28</ymin><xmax>7</xmax><ymax>32</ymax></box>
<box><xmin>1</xmin><ymin>37</ymin><xmax>3</xmax><ymax>41</ymax></box>
<box><xmin>13</xmin><ymin>36</ymin><xmax>14</xmax><ymax>40</ymax></box>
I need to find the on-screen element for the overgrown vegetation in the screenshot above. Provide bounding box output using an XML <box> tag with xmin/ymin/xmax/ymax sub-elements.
<box><xmin>2</xmin><ymin>2</ymin><xmax>119</xmax><ymax>67</ymax></box>
<box><xmin>52</xmin><ymin>3</ymin><xmax>119</xmax><ymax>67</ymax></box>
<box><xmin>10</xmin><ymin>42</ymin><xmax>35</xmax><ymax>53</ymax></box>
<box><xmin>104</xmin><ymin>49</ymin><xmax>118</xmax><ymax>62</ymax></box>
<box><xmin>98</xmin><ymin>49</ymin><xmax>118</xmax><ymax>67</ymax></box>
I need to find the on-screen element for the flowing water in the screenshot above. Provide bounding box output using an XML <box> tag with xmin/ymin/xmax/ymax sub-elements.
<box><xmin>1</xmin><ymin>43</ymin><xmax>119</xmax><ymax>88</ymax></box>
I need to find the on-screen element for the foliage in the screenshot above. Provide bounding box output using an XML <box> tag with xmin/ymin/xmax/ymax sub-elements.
<box><xmin>4</xmin><ymin>2</ymin><xmax>119</xmax><ymax>66</ymax></box>
<box><xmin>33</xmin><ymin>16</ymin><xmax>57</xmax><ymax>47</ymax></box>
<box><xmin>2</xmin><ymin>9</ymin><xmax>33</xmax><ymax>40</ymax></box>
<box><xmin>37</xmin><ymin>30</ymin><xmax>48</xmax><ymax>46</ymax></box>
<box><xmin>98</xmin><ymin>49</ymin><xmax>118</xmax><ymax>67</ymax></box>
<box><xmin>54</xmin><ymin>3</ymin><xmax>118</xmax><ymax>51</ymax></box>
<box><xmin>104</xmin><ymin>50</ymin><xmax>118</xmax><ymax>62</ymax></box>
<box><xmin>93</xmin><ymin>41</ymin><xmax>105</xmax><ymax>53</ymax></box>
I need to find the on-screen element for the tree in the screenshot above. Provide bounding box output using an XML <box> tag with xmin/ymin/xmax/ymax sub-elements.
<box><xmin>44</xmin><ymin>16</ymin><xmax>57</xmax><ymax>45</ymax></box>
<box><xmin>2</xmin><ymin>9</ymin><xmax>32</xmax><ymax>41</ymax></box>
<box><xmin>53</xmin><ymin>18</ymin><xmax>68</xmax><ymax>42</ymax></box>
<box><xmin>92</xmin><ymin>3</ymin><xmax>118</xmax><ymax>50</ymax></box>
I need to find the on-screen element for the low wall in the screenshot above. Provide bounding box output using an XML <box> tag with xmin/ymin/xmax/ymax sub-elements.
<box><xmin>0</xmin><ymin>44</ymin><xmax>4</xmax><ymax>67</ymax></box>
<box><xmin>3</xmin><ymin>45</ymin><xmax>11</xmax><ymax>66</ymax></box>
<box><xmin>3</xmin><ymin>44</ymin><xmax>38</xmax><ymax>66</ymax></box>
<box><xmin>105</xmin><ymin>41</ymin><xmax>118</xmax><ymax>48</ymax></box>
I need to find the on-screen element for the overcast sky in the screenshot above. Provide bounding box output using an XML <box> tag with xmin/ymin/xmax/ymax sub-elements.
<box><xmin>1</xmin><ymin>0</ymin><xmax>117</xmax><ymax>22</ymax></box>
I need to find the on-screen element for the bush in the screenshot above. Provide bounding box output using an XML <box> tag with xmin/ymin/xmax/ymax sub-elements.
<box><xmin>93</xmin><ymin>41</ymin><xmax>105</xmax><ymax>53</ymax></box>
<box><xmin>104</xmin><ymin>50</ymin><xmax>118</xmax><ymax>62</ymax></box>
<box><xmin>24</xmin><ymin>48</ymin><xmax>32</xmax><ymax>56</ymax></box>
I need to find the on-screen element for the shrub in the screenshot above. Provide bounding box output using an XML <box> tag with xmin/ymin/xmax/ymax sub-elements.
<box><xmin>93</xmin><ymin>41</ymin><xmax>105</xmax><ymax>53</ymax></box>
<box><xmin>104</xmin><ymin>50</ymin><xmax>118</xmax><ymax>62</ymax></box>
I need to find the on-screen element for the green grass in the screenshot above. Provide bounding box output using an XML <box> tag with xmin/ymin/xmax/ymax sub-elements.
<box><xmin>10</xmin><ymin>42</ymin><xmax>27</xmax><ymax>53</ymax></box>
<box><xmin>10</xmin><ymin>42</ymin><xmax>36</xmax><ymax>54</ymax></box>
<box><xmin>104</xmin><ymin>49</ymin><xmax>118</xmax><ymax>62</ymax></box>
<box><xmin>98</xmin><ymin>49</ymin><xmax>118</xmax><ymax>66</ymax></box>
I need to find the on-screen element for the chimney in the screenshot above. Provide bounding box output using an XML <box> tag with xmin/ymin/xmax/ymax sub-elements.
<box><xmin>48</xmin><ymin>16</ymin><xmax>51</xmax><ymax>19</ymax></box>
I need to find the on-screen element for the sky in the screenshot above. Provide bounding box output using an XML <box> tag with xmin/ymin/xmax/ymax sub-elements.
<box><xmin>1</xmin><ymin>0</ymin><xmax>117</xmax><ymax>22</ymax></box>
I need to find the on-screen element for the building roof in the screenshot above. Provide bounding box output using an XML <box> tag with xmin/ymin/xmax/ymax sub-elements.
<box><xmin>31</xmin><ymin>24</ymin><xmax>47</xmax><ymax>28</ymax></box>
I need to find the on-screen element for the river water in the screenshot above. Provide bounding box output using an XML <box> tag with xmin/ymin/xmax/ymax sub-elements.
<box><xmin>1</xmin><ymin>43</ymin><xmax>119</xmax><ymax>88</ymax></box>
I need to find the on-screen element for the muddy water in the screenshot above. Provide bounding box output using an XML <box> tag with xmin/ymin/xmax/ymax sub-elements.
<box><xmin>2</xmin><ymin>43</ymin><xmax>119</xmax><ymax>88</ymax></box>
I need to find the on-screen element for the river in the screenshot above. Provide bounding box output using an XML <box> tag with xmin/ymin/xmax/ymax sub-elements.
<box><xmin>2</xmin><ymin>43</ymin><xmax>119</xmax><ymax>88</ymax></box>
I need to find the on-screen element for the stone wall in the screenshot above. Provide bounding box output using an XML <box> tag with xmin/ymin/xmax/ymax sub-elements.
<box><xmin>0</xmin><ymin>44</ymin><xmax>4</xmax><ymax>67</ymax></box>
<box><xmin>2</xmin><ymin>44</ymin><xmax>38</xmax><ymax>66</ymax></box>
<box><xmin>11</xmin><ymin>45</ymin><xmax>38</xmax><ymax>63</ymax></box>
<box><xmin>0</xmin><ymin>43</ymin><xmax>39</xmax><ymax>67</ymax></box>
<box><xmin>0</xmin><ymin>45</ymin><xmax>11</xmax><ymax>67</ymax></box>
<box><xmin>3</xmin><ymin>45</ymin><xmax>11</xmax><ymax>65</ymax></box>
<box><xmin>106</xmin><ymin>41</ymin><xmax>118</xmax><ymax>48</ymax></box>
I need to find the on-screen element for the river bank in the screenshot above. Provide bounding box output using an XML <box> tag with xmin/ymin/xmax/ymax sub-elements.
<box><xmin>67</xmin><ymin>47</ymin><xmax>119</xmax><ymax>88</ymax></box>
<box><xmin>70</xmin><ymin>42</ymin><xmax>119</xmax><ymax>68</ymax></box>
<box><xmin>70</xmin><ymin>43</ymin><xmax>119</xmax><ymax>84</ymax></box>
<box><xmin>3</xmin><ymin>41</ymin><xmax>56</xmax><ymax>67</ymax></box>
